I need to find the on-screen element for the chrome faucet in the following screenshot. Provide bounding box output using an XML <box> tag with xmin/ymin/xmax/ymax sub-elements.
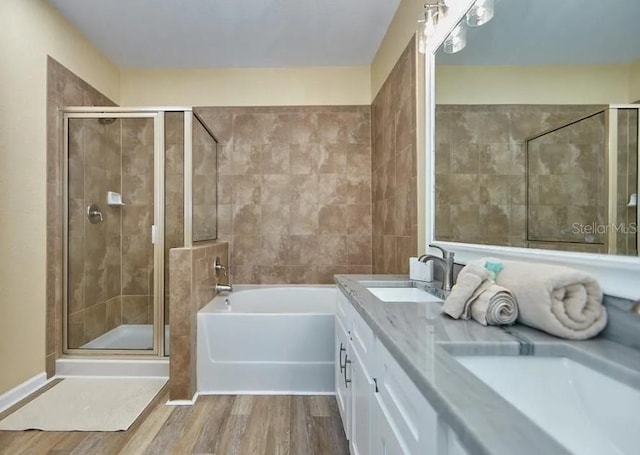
<box><xmin>213</xmin><ymin>257</ymin><xmax>233</xmax><ymax>293</ymax></box>
<box><xmin>215</xmin><ymin>283</ymin><xmax>233</xmax><ymax>293</ymax></box>
<box><xmin>418</xmin><ymin>244</ymin><xmax>455</xmax><ymax>291</ymax></box>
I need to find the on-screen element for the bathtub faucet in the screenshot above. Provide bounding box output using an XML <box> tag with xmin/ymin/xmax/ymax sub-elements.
<box><xmin>215</xmin><ymin>283</ymin><xmax>233</xmax><ymax>293</ymax></box>
<box><xmin>213</xmin><ymin>256</ymin><xmax>233</xmax><ymax>293</ymax></box>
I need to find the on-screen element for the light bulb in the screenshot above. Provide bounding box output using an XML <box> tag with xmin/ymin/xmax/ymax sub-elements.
<box><xmin>443</xmin><ymin>22</ymin><xmax>466</xmax><ymax>54</ymax></box>
<box><xmin>417</xmin><ymin>5</ymin><xmax>438</xmax><ymax>54</ymax></box>
<box><xmin>466</xmin><ymin>0</ymin><xmax>494</xmax><ymax>27</ymax></box>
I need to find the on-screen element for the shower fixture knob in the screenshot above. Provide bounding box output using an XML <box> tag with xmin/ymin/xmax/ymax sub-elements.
<box><xmin>87</xmin><ymin>204</ymin><xmax>104</xmax><ymax>224</ymax></box>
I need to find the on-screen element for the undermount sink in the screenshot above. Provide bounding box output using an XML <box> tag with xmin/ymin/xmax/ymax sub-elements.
<box><xmin>366</xmin><ymin>287</ymin><xmax>443</xmax><ymax>303</ymax></box>
<box><xmin>455</xmin><ymin>355</ymin><xmax>640</xmax><ymax>455</ymax></box>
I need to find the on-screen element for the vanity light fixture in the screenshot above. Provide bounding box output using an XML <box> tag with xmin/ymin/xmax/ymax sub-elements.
<box><xmin>417</xmin><ymin>1</ymin><xmax>448</xmax><ymax>54</ymax></box>
<box><xmin>466</xmin><ymin>0</ymin><xmax>494</xmax><ymax>27</ymax></box>
<box><xmin>418</xmin><ymin>0</ymin><xmax>495</xmax><ymax>55</ymax></box>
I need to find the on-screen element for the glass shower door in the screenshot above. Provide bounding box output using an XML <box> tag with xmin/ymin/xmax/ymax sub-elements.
<box><xmin>64</xmin><ymin>111</ymin><xmax>165</xmax><ymax>354</ymax></box>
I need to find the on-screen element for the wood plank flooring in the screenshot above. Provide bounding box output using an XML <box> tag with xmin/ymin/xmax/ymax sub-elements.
<box><xmin>0</xmin><ymin>385</ymin><xmax>349</xmax><ymax>455</ymax></box>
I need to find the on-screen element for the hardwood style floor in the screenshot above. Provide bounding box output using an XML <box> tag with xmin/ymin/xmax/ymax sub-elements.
<box><xmin>0</xmin><ymin>384</ymin><xmax>349</xmax><ymax>455</ymax></box>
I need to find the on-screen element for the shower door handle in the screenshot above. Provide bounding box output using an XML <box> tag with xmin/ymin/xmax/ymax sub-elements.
<box><xmin>87</xmin><ymin>204</ymin><xmax>104</xmax><ymax>224</ymax></box>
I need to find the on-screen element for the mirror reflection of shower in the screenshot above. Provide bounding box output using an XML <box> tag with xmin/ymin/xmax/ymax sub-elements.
<box><xmin>526</xmin><ymin>107</ymin><xmax>639</xmax><ymax>256</ymax></box>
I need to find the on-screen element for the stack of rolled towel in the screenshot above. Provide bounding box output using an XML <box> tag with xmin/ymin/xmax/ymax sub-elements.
<box><xmin>441</xmin><ymin>258</ymin><xmax>607</xmax><ymax>340</ymax></box>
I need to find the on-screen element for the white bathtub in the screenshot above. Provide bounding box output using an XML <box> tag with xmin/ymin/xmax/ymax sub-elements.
<box><xmin>197</xmin><ymin>285</ymin><xmax>336</xmax><ymax>395</ymax></box>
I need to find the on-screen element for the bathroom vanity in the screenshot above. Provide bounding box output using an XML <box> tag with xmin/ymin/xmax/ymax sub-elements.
<box><xmin>334</xmin><ymin>275</ymin><xmax>640</xmax><ymax>455</ymax></box>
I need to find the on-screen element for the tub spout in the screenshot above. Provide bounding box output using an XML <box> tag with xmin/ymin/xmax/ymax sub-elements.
<box><xmin>215</xmin><ymin>283</ymin><xmax>233</xmax><ymax>293</ymax></box>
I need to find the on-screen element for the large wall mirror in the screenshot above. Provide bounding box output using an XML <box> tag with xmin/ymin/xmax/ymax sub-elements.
<box><xmin>432</xmin><ymin>0</ymin><xmax>639</xmax><ymax>258</ymax></box>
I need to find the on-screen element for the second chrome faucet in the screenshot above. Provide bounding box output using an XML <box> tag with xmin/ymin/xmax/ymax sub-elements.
<box><xmin>418</xmin><ymin>244</ymin><xmax>455</xmax><ymax>291</ymax></box>
<box><xmin>213</xmin><ymin>256</ymin><xmax>233</xmax><ymax>293</ymax></box>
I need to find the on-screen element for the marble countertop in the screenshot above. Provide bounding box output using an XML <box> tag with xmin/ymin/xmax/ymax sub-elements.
<box><xmin>335</xmin><ymin>274</ymin><xmax>640</xmax><ymax>455</ymax></box>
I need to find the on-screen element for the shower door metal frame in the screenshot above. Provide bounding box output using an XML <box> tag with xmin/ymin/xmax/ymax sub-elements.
<box><xmin>61</xmin><ymin>108</ymin><xmax>166</xmax><ymax>357</ymax></box>
<box><xmin>607</xmin><ymin>105</ymin><xmax>640</xmax><ymax>256</ymax></box>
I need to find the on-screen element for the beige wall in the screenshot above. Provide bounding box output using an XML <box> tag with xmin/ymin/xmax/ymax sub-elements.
<box><xmin>0</xmin><ymin>0</ymin><xmax>120</xmax><ymax>395</ymax></box>
<box><xmin>436</xmin><ymin>64</ymin><xmax>636</xmax><ymax>105</ymax></box>
<box><xmin>630</xmin><ymin>61</ymin><xmax>640</xmax><ymax>102</ymax></box>
<box><xmin>120</xmin><ymin>67</ymin><xmax>370</xmax><ymax>106</ymax></box>
<box><xmin>370</xmin><ymin>0</ymin><xmax>422</xmax><ymax>100</ymax></box>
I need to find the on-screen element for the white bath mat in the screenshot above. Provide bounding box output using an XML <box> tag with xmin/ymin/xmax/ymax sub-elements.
<box><xmin>0</xmin><ymin>377</ymin><xmax>167</xmax><ymax>431</ymax></box>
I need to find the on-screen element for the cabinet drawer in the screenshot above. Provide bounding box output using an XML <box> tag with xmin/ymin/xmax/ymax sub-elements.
<box><xmin>374</xmin><ymin>340</ymin><xmax>438</xmax><ymax>454</ymax></box>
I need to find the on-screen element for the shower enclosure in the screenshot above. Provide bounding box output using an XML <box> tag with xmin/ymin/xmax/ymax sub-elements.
<box><xmin>526</xmin><ymin>105</ymin><xmax>639</xmax><ymax>256</ymax></box>
<box><xmin>62</xmin><ymin>107</ymin><xmax>218</xmax><ymax>357</ymax></box>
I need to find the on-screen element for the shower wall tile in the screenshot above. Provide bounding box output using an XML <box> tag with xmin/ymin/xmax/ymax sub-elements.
<box><xmin>371</xmin><ymin>38</ymin><xmax>418</xmax><ymax>274</ymax></box>
<box><xmin>165</xmin><ymin>112</ymin><xmax>185</xmax><ymax>325</ymax></box>
<box><xmin>169</xmin><ymin>241</ymin><xmax>229</xmax><ymax>401</ymax></box>
<box><xmin>122</xmin><ymin>296</ymin><xmax>152</xmax><ymax>324</ymax></box>
<box><xmin>106</xmin><ymin>296</ymin><xmax>122</xmax><ymax>331</ymax></box>
<box><xmin>196</xmin><ymin>105</ymin><xmax>372</xmax><ymax>285</ymax></box>
<box><xmin>192</xmin><ymin>117</ymin><xmax>218</xmax><ymax>242</ymax></box>
<box><xmin>84</xmin><ymin>302</ymin><xmax>107</xmax><ymax>345</ymax></box>
<box><xmin>46</xmin><ymin>58</ymin><xmax>116</xmax><ymax>365</ymax></box>
<box><xmin>120</xmin><ymin>118</ymin><xmax>155</xmax><ymax>327</ymax></box>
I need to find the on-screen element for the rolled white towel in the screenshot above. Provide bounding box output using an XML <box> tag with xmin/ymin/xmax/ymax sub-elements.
<box><xmin>469</xmin><ymin>283</ymin><xmax>518</xmax><ymax>326</ymax></box>
<box><xmin>442</xmin><ymin>264</ymin><xmax>490</xmax><ymax>319</ymax></box>
<box><xmin>495</xmin><ymin>260</ymin><xmax>607</xmax><ymax>340</ymax></box>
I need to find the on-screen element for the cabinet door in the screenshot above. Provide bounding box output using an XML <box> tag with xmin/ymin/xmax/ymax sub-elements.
<box><xmin>350</xmin><ymin>346</ymin><xmax>374</xmax><ymax>455</ymax></box>
<box><xmin>335</xmin><ymin>316</ymin><xmax>351</xmax><ymax>439</ymax></box>
<box><xmin>371</xmin><ymin>393</ymin><xmax>411</xmax><ymax>455</ymax></box>
<box><xmin>375</xmin><ymin>340</ymin><xmax>439</xmax><ymax>454</ymax></box>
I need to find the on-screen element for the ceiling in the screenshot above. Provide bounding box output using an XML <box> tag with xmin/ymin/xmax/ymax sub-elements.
<box><xmin>437</xmin><ymin>0</ymin><xmax>640</xmax><ymax>66</ymax></box>
<box><xmin>48</xmin><ymin>0</ymin><xmax>401</xmax><ymax>69</ymax></box>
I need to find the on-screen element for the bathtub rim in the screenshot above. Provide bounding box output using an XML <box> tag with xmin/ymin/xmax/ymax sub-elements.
<box><xmin>199</xmin><ymin>284</ymin><xmax>337</xmax><ymax>316</ymax></box>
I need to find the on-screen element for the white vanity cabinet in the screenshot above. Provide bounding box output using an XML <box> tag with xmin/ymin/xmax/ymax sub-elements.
<box><xmin>336</xmin><ymin>288</ymin><xmax>468</xmax><ymax>455</ymax></box>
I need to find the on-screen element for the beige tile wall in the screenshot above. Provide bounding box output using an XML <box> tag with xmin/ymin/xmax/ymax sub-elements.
<box><xmin>46</xmin><ymin>58</ymin><xmax>116</xmax><ymax>372</ymax></box>
<box><xmin>371</xmin><ymin>38</ymin><xmax>418</xmax><ymax>274</ymax></box>
<box><xmin>165</xmin><ymin>112</ymin><xmax>185</xmax><ymax>324</ymax></box>
<box><xmin>192</xmin><ymin>116</ymin><xmax>218</xmax><ymax>242</ymax></box>
<box><xmin>120</xmin><ymin>118</ymin><xmax>156</xmax><ymax>325</ymax></box>
<box><xmin>435</xmin><ymin>104</ymin><xmax>603</xmax><ymax>249</ymax></box>
<box><xmin>67</xmin><ymin>117</ymin><xmax>123</xmax><ymax>348</ymax></box>
<box><xmin>196</xmin><ymin>106</ymin><xmax>372</xmax><ymax>284</ymax></box>
<box><xmin>66</xmin><ymin>117</ymin><xmax>156</xmax><ymax>348</ymax></box>
<box><xmin>169</xmin><ymin>241</ymin><xmax>230</xmax><ymax>400</ymax></box>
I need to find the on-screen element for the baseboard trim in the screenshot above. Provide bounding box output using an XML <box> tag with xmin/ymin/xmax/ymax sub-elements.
<box><xmin>0</xmin><ymin>372</ymin><xmax>48</xmax><ymax>414</ymax></box>
<box><xmin>166</xmin><ymin>392</ymin><xmax>199</xmax><ymax>406</ymax></box>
